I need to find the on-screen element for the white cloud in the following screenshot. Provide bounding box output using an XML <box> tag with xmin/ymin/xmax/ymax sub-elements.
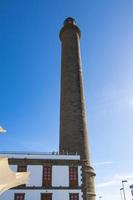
<box><xmin>97</xmin><ymin>180</ymin><xmax>116</xmax><ymax>188</ymax></box>
<box><xmin>93</xmin><ymin>161</ymin><xmax>113</xmax><ymax>166</ymax></box>
<box><xmin>129</xmin><ymin>99</ymin><xmax>133</xmax><ymax>107</ymax></box>
<box><xmin>96</xmin><ymin>193</ymin><xmax>126</xmax><ymax>200</ymax></box>
<box><xmin>96</xmin><ymin>173</ymin><xmax>133</xmax><ymax>188</ymax></box>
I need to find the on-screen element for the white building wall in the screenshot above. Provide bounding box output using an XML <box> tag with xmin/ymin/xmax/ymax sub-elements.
<box><xmin>52</xmin><ymin>166</ymin><xmax>69</xmax><ymax>186</ymax></box>
<box><xmin>78</xmin><ymin>166</ymin><xmax>82</xmax><ymax>186</ymax></box>
<box><xmin>52</xmin><ymin>190</ymin><xmax>83</xmax><ymax>200</ymax></box>
<box><xmin>0</xmin><ymin>189</ymin><xmax>83</xmax><ymax>200</ymax></box>
<box><xmin>27</xmin><ymin>165</ymin><xmax>42</xmax><ymax>186</ymax></box>
<box><xmin>0</xmin><ymin>154</ymin><xmax>83</xmax><ymax>199</ymax></box>
<box><xmin>53</xmin><ymin>165</ymin><xmax>82</xmax><ymax>187</ymax></box>
<box><xmin>7</xmin><ymin>165</ymin><xmax>82</xmax><ymax>187</ymax></box>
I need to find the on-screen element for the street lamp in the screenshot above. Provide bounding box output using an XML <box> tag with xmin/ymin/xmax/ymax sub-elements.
<box><xmin>99</xmin><ymin>196</ymin><xmax>102</xmax><ymax>200</ymax></box>
<box><xmin>120</xmin><ymin>188</ymin><xmax>123</xmax><ymax>200</ymax></box>
<box><xmin>122</xmin><ymin>180</ymin><xmax>128</xmax><ymax>200</ymax></box>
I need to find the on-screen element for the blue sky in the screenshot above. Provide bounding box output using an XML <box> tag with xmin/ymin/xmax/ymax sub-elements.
<box><xmin>0</xmin><ymin>0</ymin><xmax>133</xmax><ymax>199</ymax></box>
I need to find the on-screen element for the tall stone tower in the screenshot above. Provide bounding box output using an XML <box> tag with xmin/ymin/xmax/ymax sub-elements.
<box><xmin>59</xmin><ymin>18</ymin><xmax>96</xmax><ymax>200</ymax></box>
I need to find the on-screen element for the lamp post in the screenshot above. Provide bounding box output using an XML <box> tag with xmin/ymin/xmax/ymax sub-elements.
<box><xmin>120</xmin><ymin>188</ymin><xmax>123</xmax><ymax>200</ymax></box>
<box><xmin>122</xmin><ymin>180</ymin><xmax>128</xmax><ymax>200</ymax></box>
<box><xmin>99</xmin><ymin>196</ymin><xmax>102</xmax><ymax>200</ymax></box>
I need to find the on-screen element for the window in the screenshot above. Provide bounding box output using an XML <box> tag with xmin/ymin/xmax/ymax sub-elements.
<box><xmin>70</xmin><ymin>193</ymin><xmax>79</xmax><ymax>200</ymax></box>
<box><xmin>17</xmin><ymin>165</ymin><xmax>27</xmax><ymax>172</ymax></box>
<box><xmin>42</xmin><ymin>166</ymin><xmax>52</xmax><ymax>187</ymax></box>
<box><xmin>69</xmin><ymin>167</ymin><xmax>78</xmax><ymax>187</ymax></box>
<box><xmin>17</xmin><ymin>165</ymin><xmax>27</xmax><ymax>187</ymax></box>
<box><xmin>14</xmin><ymin>193</ymin><xmax>25</xmax><ymax>200</ymax></box>
<box><xmin>41</xmin><ymin>193</ymin><xmax>52</xmax><ymax>200</ymax></box>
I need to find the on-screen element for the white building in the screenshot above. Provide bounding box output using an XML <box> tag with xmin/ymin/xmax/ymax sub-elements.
<box><xmin>0</xmin><ymin>152</ymin><xmax>83</xmax><ymax>200</ymax></box>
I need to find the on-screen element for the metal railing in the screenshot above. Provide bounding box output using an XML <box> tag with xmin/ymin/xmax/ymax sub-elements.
<box><xmin>0</xmin><ymin>151</ymin><xmax>79</xmax><ymax>156</ymax></box>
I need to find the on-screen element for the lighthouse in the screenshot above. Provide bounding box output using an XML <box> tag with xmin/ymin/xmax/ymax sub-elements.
<box><xmin>59</xmin><ymin>18</ymin><xmax>96</xmax><ymax>200</ymax></box>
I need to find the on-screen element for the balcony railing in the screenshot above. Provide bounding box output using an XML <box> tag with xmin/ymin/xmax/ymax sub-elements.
<box><xmin>0</xmin><ymin>151</ymin><xmax>78</xmax><ymax>156</ymax></box>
